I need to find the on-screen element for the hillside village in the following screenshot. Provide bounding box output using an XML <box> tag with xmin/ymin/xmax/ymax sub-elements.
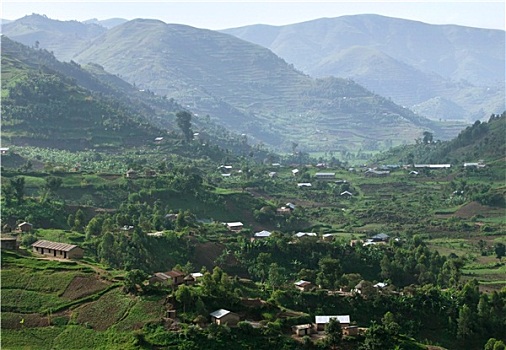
<box><xmin>0</xmin><ymin>12</ymin><xmax>505</xmax><ymax>350</ymax></box>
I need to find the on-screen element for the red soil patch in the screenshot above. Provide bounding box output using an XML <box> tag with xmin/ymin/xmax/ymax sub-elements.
<box><xmin>61</xmin><ymin>275</ymin><xmax>110</xmax><ymax>300</ymax></box>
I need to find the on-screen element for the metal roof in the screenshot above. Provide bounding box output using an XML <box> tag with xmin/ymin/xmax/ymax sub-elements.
<box><xmin>254</xmin><ymin>230</ymin><xmax>272</xmax><ymax>237</ymax></box>
<box><xmin>210</xmin><ymin>309</ymin><xmax>231</xmax><ymax>319</ymax></box>
<box><xmin>315</xmin><ymin>315</ymin><xmax>350</xmax><ymax>324</ymax></box>
<box><xmin>32</xmin><ymin>240</ymin><xmax>79</xmax><ymax>252</ymax></box>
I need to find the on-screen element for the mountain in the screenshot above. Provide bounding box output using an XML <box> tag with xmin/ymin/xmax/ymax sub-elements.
<box><xmin>83</xmin><ymin>18</ymin><xmax>128</xmax><ymax>28</ymax></box>
<box><xmin>1</xmin><ymin>14</ymin><xmax>107</xmax><ymax>61</ymax></box>
<box><xmin>0</xmin><ymin>36</ymin><xmax>274</xmax><ymax>160</ymax></box>
<box><xmin>68</xmin><ymin>18</ymin><xmax>450</xmax><ymax>152</ymax></box>
<box><xmin>222</xmin><ymin>15</ymin><xmax>505</xmax><ymax>122</ymax></box>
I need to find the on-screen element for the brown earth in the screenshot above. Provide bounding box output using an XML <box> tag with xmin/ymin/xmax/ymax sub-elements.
<box><xmin>193</xmin><ymin>242</ymin><xmax>226</xmax><ymax>271</ymax></box>
<box><xmin>453</xmin><ymin>201</ymin><xmax>498</xmax><ymax>218</ymax></box>
<box><xmin>1</xmin><ymin>310</ymin><xmax>70</xmax><ymax>329</ymax></box>
<box><xmin>61</xmin><ymin>275</ymin><xmax>111</xmax><ymax>300</ymax></box>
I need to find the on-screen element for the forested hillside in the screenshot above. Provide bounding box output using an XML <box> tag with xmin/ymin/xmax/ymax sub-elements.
<box><xmin>375</xmin><ymin>112</ymin><xmax>506</xmax><ymax>165</ymax></box>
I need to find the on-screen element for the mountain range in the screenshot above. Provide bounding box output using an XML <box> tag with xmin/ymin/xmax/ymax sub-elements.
<box><xmin>222</xmin><ymin>14</ymin><xmax>505</xmax><ymax>122</ymax></box>
<box><xmin>2</xmin><ymin>14</ymin><xmax>493</xmax><ymax>152</ymax></box>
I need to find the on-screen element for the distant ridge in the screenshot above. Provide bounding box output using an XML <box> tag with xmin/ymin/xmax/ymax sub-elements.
<box><xmin>222</xmin><ymin>14</ymin><xmax>505</xmax><ymax>122</ymax></box>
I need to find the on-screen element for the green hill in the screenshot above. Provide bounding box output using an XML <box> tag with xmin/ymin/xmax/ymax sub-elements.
<box><xmin>0</xmin><ymin>36</ymin><xmax>272</xmax><ymax>161</ymax></box>
<box><xmin>1</xmin><ymin>39</ymin><xmax>161</xmax><ymax>151</ymax></box>
<box><xmin>374</xmin><ymin>112</ymin><xmax>506</xmax><ymax>165</ymax></box>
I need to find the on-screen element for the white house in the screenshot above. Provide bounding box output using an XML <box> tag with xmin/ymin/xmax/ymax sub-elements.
<box><xmin>314</xmin><ymin>315</ymin><xmax>351</xmax><ymax>331</ymax></box>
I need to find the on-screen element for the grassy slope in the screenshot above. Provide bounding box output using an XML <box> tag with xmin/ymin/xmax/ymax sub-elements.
<box><xmin>0</xmin><ymin>251</ymin><xmax>162</xmax><ymax>350</ymax></box>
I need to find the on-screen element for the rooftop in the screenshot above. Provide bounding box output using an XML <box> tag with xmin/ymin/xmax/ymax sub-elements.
<box><xmin>32</xmin><ymin>240</ymin><xmax>79</xmax><ymax>252</ymax></box>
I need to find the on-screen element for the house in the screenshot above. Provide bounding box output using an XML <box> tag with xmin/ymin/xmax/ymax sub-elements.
<box><xmin>1</xmin><ymin>236</ymin><xmax>18</xmax><ymax>250</ymax></box>
<box><xmin>184</xmin><ymin>274</ymin><xmax>196</xmax><ymax>285</ymax></box>
<box><xmin>268</xmin><ymin>171</ymin><xmax>277</xmax><ymax>178</ymax></box>
<box><xmin>374</xmin><ymin>282</ymin><xmax>388</xmax><ymax>289</ymax></box>
<box><xmin>294</xmin><ymin>280</ymin><xmax>312</xmax><ymax>292</ymax></box>
<box><xmin>413</xmin><ymin>164</ymin><xmax>451</xmax><ymax>169</ymax></box>
<box><xmin>219</xmin><ymin>165</ymin><xmax>233</xmax><ymax>173</ymax></box>
<box><xmin>316</xmin><ymin>163</ymin><xmax>326</xmax><ymax>168</ymax></box>
<box><xmin>335</xmin><ymin>179</ymin><xmax>347</xmax><ymax>184</ymax></box>
<box><xmin>32</xmin><ymin>240</ymin><xmax>84</xmax><ymax>259</ymax></box>
<box><xmin>464</xmin><ymin>162</ymin><xmax>486</xmax><ymax>168</ymax></box>
<box><xmin>343</xmin><ymin>325</ymin><xmax>359</xmax><ymax>336</ymax></box>
<box><xmin>226</xmin><ymin>222</ymin><xmax>243</xmax><ymax>232</ymax></box>
<box><xmin>271</xmin><ymin>163</ymin><xmax>281</xmax><ymax>167</ymax></box>
<box><xmin>125</xmin><ymin>169</ymin><xmax>137</xmax><ymax>178</ymax></box>
<box><xmin>221</xmin><ymin>173</ymin><xmax>231</xmax><ymax>178</ymax></box>
<box><xmin>292</xmin><ymin>169</ymin><xmax>299</xmax><ymax>176</ymax></box>
<box><xmin>353</xmin><ymin>280</ymin><xmax>370</xmax><ymax>294</ymax></box>
<box><xmin>340</xmin><ymin>191</ymin><xmax>353</xmax><ymax>197</ymax></box>
<box><xmin>165</xmin><ymin>213</ymin><xmax>178</xmax><ymax>221</ymax></box>
<box><xmin>210</xmin><ymin>309</ymin><xmax>240</xmax><ymax>326</ymax></box>
<box><xmin>322</xmin><ymin>233</ymin><xmax>337</xmax><ymax>241</ymax></box>
<box><xmin>294</xmin><ymin>232</ymin><xmax>317</xmax><ymax>238</ymax></box>
<box><xmin>0</xmin><ymin>147</ymin><xmax>9</xmax><ymax>154</ymax></box>
<box><xmin>409</xmin><ymin>171</ymin><xmax>419</xmax><ymax>175</ymax></box>
<box><xmin>314</xmin><ymin>315</ymin><xmax>351</xmax><ymax>331</ymax></box>
<box><xmin>147</xmin><ymin>231</ymin><xmax>163</xmax><ymax>237</ymax></box>
<box><xmin>371</xmin><ymin>233</ymin><xmax>390</xmax><ymax>242</ymax></box>
<box><xmin>285</xmin><ymin>203</ymin><xmax>296</xmax><ymax>210</ymax></box>
<box><xmin>315</xmin><ymin>315</ymin><xmax>351</xmax><ymax>331</ymax></box>
<box><xmin>154</xmin><ymin>137</ymin><xmax>164</xmax><ymax>142</ymax></box>
<box><xmin>190</xmin><ymin>272</ymin><xmax>203</xmax><ymax>281</ymax></box>
<box><xmin>276</xmin><ymin>207</ymin><xmax>292</xmax><ymax>215</ymax></box>
<box><xmin>149</xmin><ymin>270</ymin><xmax>186</xmax><ymax>287</ymax></box>
<box><xmin>17</xmin><ymin>222</ymin><xmax>33</xmax><ymax>232</ymax></box>
<box><xmin>292</xmin><ymin>324</ymin><xmax>313</xmax><ymax>337</ymax></box>
<box><xmin>297</xmin><ymin>183</ymin><xmax>312</xmax><ymax>188</ymax></box>
<box><xmin>253</xmin><ymin>230</ymin><xmax>272</xmax><ymax>239</ymax></box>
<box><xmin>364</xmin><ymin>169</ymin><xmax>390</xmax><ymax>177</ymax></box>
<box><xmin>315</xmin><ymin>172</ymin><xmax>336</xmax><ymax>180</ymax></box>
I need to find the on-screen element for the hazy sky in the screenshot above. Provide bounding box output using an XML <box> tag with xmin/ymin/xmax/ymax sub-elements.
<box><xmin>2</xmin><ymin>1</ymin><xmax>505</xmax><ymax>31</ymax></box>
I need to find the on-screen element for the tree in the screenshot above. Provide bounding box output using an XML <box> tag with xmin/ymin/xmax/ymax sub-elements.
<box><xmin>45</xmin><ymin>176</ymin><xmax>63</xmax><ymax>193</ymax></box>
<box><xmin>176</xmin><ymin>111</ymin><xmax>193</xmax><ymax>143</ymax></box>
<box><xmin>316</xmin><ymin>257</ymin><xmax>342</xmax><ymax>289</ymax></box>
<box><xmin>175</xmin><ymin>285</ymin><xmax>194</xmax><ymax>313</ymax></box>
<box><xmin>360</xmin><ymin>322</ymin><xmax>394</xmax><ymax>350</ymax></box>
<box><xmin>324</xmin><ymin>318</ymin><xmax>342</xmax><ymax>350</ymax></box>
<box><xmin>85</xmin><ymin>216</ymin><xmax>103</xmax><ymax>237</ymax></box>
<box><xmin>74</xmin><ymin>209</ymin><xmax>86</xmax><ymax>232</ymax></box>
<box><xmin>422</xmin><ymin>131</ymin><xmax>434</xmax><ymax>144</ymax></box>
<box><xmin>12</xmin><ymin>177</ymin><xmax>25</xmax><ymax>204</ymax></box>
<box><xmin>123</xmin><ymin>269</ymin><xmax>148</xmax><ymax>295</ymax></box>
<box><xmin>2</xmin><ymin>181</ymin><xmax>15</xmax><ymax>206</ymax></box>
<box><xmin>381</xmin><ymin>312</ymin><xmax>400</xmax><ymax>336</ymax></box>
<box><xmin>494</xmin><ymin>243</ymin><xmax>505</xmax><ymax>260</ymax></box>
<box><xmin>267</xmin><ymin>263</ymin><xmax>285</xmax><ymax>290</ymax></box>
<box><xmin>457</xmin><ymin>304</ymin><xmax>474</xmax><ymax>339</ymax></box>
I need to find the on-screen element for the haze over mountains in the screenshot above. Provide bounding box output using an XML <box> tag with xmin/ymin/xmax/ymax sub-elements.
<box><xmin>2</xmin><ymin>14</ymin><xmax>501</xmax><ymax>152</ymax></box>
<box><xmin>221</xmin><ymin>15</ymin><xmax>505</xmax><ymax>123</ymax></box>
